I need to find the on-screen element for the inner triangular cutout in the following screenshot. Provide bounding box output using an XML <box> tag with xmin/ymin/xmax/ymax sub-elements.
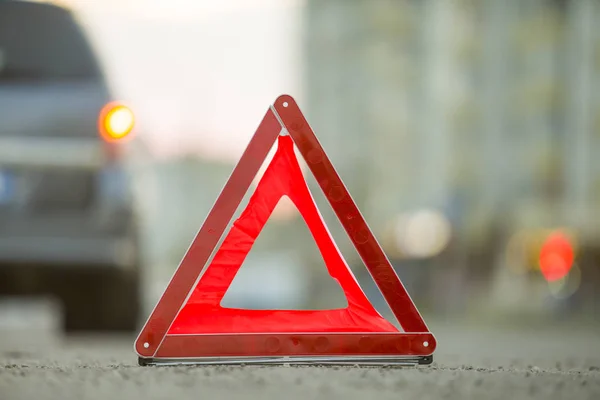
<box><xmin>167</xmin><ymin>136</ymin><xmax>398</xmax><ymax>335</ymax></box>
<box><xmin>220</xmin><ymin>195</ymin><xmax>348</xmax><ymax>311</ymax></box>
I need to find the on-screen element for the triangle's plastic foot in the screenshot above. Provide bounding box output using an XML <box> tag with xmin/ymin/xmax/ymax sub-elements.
<box><xmin>418</xmin><ymin>355</ymin><xmax>433</xmax><ymax>365</ymax></box>
<box><xmin>138</xmin><ymin>357</ymin><xmax>152</xmax><ymax>367</ymax></box>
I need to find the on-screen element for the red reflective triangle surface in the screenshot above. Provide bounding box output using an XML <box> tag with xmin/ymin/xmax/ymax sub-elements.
<box><xmin>135</xmin><ymin>95</ymin><xmax>435</xmax><ymax>360</ymax></box>
<box><xmin>169</xmin><ymin>135</ymin><xmax>397</xmax><ymax>334</ymax></box>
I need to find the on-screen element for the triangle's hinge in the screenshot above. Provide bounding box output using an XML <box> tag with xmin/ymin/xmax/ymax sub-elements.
<box><xmin>270</xmin><ymin>105</ymin><xmax>288</xmax><ymax>136</ymax></box>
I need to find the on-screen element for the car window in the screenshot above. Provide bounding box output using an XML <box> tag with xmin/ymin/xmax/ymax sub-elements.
<box><xmin>0</xmin><ymin>1</ymin><xmax>103</xmax><ymax>82</ymax></box>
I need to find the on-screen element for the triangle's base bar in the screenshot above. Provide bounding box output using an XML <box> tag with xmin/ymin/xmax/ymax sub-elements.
<box><xmin>148</xmin><ymin>332</ymin><xmax>434</xmax><ymax>358</ymax></box>
<box><xmin>139</xmin><ymin>355</ymin><xmax>433</xmax><ymax>367</ymax></box>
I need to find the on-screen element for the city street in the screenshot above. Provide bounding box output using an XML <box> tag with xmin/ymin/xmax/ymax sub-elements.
<box><xmin>2</xmin><ymin>318</ymin><xmax>599</xmax><ymax>400</ymax></box>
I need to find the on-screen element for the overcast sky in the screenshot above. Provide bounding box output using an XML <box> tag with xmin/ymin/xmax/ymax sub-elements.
<box><xmin>43</xmin><ymin>0</ymin><xmax>304</xmax><ymax>161</ymax></box>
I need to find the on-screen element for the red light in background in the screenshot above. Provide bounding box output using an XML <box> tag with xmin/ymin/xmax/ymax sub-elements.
<box><xmin>539</xmin><ymin>231</ymin><xmax>574</xmax><ymax>282</ymax></box>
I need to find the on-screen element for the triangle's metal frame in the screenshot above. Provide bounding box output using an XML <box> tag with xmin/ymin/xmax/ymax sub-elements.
<box><xmin>135</xmin><ymin>95</ymin><xmax>436</xmax><ymax>367</ymax></box>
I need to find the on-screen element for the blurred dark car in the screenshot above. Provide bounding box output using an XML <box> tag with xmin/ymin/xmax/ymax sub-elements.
<box><xmin>0</xmin><ymin>0</ymin><xmax>141</xmax><ymax>332</ymax></box>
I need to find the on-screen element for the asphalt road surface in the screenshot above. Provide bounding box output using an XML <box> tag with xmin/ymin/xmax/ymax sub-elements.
<box><xmin>1</xmin><ymin>318</ymin><xmax>599</xmax><ymax>400</ymax></box>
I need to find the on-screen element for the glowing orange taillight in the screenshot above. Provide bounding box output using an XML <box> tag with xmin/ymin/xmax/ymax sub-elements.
<box><xmin>98</xmin><ymin>102</ymin><xmax>135</xmax><ymax>142</ymax></box>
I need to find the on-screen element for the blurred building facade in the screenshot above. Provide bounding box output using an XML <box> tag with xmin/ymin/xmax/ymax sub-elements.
<box><xmin>303</xmin><ymin>0</ymin><xmax>600</xmax><ymax>318</ymax></box>
<box><xmin>124</xmin><ymin>0</ymin><xmax>600</xmax><ymax>322</ymax></box>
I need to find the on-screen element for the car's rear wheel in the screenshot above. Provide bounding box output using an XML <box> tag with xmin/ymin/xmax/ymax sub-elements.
<box><xmin>0</xmin><ymin>264</ymin><xmax>142</xmax><ymax>333</ymax></box>
<box><xmin>58</xmin><ymin>267</ymin><xmax>141</xmax><ymax>332</ymax></box>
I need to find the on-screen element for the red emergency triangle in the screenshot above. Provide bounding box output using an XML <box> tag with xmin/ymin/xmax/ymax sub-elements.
<box><xmin>135</xmin><ymin>95</ymin><xmax>436</xmax><ymax>362</ymax></box>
